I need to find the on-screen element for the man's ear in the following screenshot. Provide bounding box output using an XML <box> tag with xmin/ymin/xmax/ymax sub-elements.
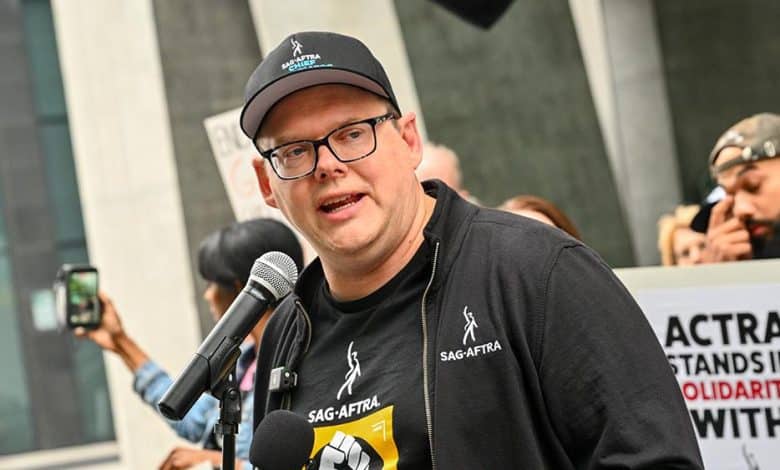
<box><xmin>397</xmin><ymin>112</ymin><xmax>423</xmax><ymax>168</ymax></box>
<box><xmin>252</xmin><ymin>157</ymin><xmax>278</xmax><ymax>208</ymax></box>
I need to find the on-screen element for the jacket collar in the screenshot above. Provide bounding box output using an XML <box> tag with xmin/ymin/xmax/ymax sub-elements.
<box><xmin>421</xmin><ymin>179</ymin><xmax>479</xmax><ymax>281</ymax></box>
<box><xmin>293</xmin><ymin>257</ymin><xmax>324</xmax><ymax>308</ymax></box>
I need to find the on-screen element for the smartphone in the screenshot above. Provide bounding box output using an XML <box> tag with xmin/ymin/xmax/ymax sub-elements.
<box><xmin>54</xmin><ymin>264</ymin><xmax>101</xmax><ymax>329</ymax></box>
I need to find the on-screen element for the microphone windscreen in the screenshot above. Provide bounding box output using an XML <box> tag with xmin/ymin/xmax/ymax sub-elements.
<box><xmin>250</xmin><ymin>251</ymin><xmax>298</xmax><ymax>300</ymax></box>
<box><xmin>250</xmin><ymin>410</ymin><xmax>314</xmax><ymax>470</ymax></box>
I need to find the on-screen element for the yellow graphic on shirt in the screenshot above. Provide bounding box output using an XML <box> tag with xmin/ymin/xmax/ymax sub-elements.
<box><xmin>310</xmin><ymin>405</ymin><xmax>398</xmax><ymax>470</ymax></box>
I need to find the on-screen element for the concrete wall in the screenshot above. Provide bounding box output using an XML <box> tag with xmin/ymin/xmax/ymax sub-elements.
<box><xmin>395</xmin><ymin>0</ymin><xmax>635</xmax><ymax>266</ymax></box>
<box><xmin>51</xmin><ymin>0</ymin><xmax>202</xmax><ymax>467</ymax></box>
<box><xmin>151</xmin><ymin>0</ymin><xmax>260</xmax><ymax>335</ymax></box>
<box><xmin>571</xmin><ymin>0</ymin><xmax>682</xmax><ymax>265</ymax></box>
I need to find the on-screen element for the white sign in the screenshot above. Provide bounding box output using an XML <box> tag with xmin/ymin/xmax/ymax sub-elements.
<box><xmin>635</xmin><ymin>283</ymin><xmax>780</xmax><ymax>470</ymax></box>
<box><xmin>203</xmin><ymin>108</ymin><xmax>314</xmax><ymax>262</ymax></box>
<box><xmin>203</xmin><ymin>107</ymin><xmax>278</xmax><ymax>221</ymax></box>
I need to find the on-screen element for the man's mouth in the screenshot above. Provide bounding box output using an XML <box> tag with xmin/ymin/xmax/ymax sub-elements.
<box><xmin>746</xmin><ymin>220</ymin><xmax>776</xmax><ymax>239</ymax></box>
<box><xmin>319</xmin><ymin>193</ymin><xmax>364</xmax><ymax>213</ymax></box>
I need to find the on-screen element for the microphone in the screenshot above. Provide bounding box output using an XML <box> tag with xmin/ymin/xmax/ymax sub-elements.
<box><xmin>250</xmin><ymin>410</ymin><xmax>314</xmax><ymax>470</ymax></box>
<box><xmin>158</xmin><ymin>251</ymin><xmax>298</xmax><ymax>420</ymax></box>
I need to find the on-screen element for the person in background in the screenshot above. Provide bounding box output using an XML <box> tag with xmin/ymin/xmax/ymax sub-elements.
<box><xmin>76</xmin><ymin>218</ymin><xmax>303</xmax><ymax>470</ymax></box>
<box><xmin>498</xmin><ymin>194</ymin><xmax>581</xmax><ymax>240</ymax></box>
<box><xmin>657</xmin><ymin>205</ymin><xmax>706</xmax><ymax>266</ymax></box>
<box><xmin>703</xmin><ymin>112</ymin><xmax>780</xmax><ymax>262</ymax></box>
<box><xmin>417</xmin><ymin>141</ymin><xmax>472</xmax><ymax>199</ymax></box>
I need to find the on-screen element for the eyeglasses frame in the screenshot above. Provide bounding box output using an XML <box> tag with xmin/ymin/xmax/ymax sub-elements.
<box><xmin>256</xmin><ymin>112</ymin><xmax>398</xmax><ymax>181</ymax></box>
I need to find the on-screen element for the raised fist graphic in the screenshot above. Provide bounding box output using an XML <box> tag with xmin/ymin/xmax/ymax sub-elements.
<box><xmin>319</xmin><ymin>431</ymin><xmax>370</xmax><ymax>470</ymax></box>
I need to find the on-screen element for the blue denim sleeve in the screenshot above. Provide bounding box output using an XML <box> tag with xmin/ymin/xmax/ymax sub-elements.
<box><xmin>234</xmin><ymin>389</ymin><xmax>255</xmax><ymax>461</ymax></box>
<box><xmin>133</xmin><ymin>360</ymin><xmax>219</xmax><ymax>444</ymax></box>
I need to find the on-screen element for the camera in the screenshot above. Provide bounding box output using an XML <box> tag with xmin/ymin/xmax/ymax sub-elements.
<box><xmin>54</xmin><ymin>264</ymin><xmax>101</xmax><ymax>330</ymax></box>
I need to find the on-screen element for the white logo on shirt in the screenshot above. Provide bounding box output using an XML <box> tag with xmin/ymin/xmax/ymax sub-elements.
<box><xmin>441</xmin><ymin>305</ymin><xmax>503</xmax><ymax>363</ymax></box>
<box><xmin>337</xmin><ymin>341</ymin><xmax>361</xmax><ymax>400</ymax></box>
<box><xmin>463</xmin><ymin>305</ymin><xmax>478</xmax><ymax>345</ymax></box>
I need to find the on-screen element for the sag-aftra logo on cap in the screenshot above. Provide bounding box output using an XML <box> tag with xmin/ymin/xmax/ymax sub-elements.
<box><xmin>281</xmin><ymin>36</ymin><xmax>326</xmax><ymax>73</ymax></box>
<box><xmin>291</xmin><ymin>37</ymin><xmax>303</xmax><ymax>57</ymax></box>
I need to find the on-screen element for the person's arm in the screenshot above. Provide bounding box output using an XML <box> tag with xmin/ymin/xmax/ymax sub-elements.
<box><xmin>112</xmin><ymin>331</ymin><xmax>148</xmax><ymax>371</ymax></box>
<box><xmin>74</xmin><ymin>292</ymin><xmax>149</xmax><ymax>372</ymax></box>
<box><xmin>76</xmin><ymin>292</ymin><xmax>219</xmax><ymax>443</ymax></box>
<box><xmin>132</xmin><ymin>360</ymin><xmax>219</xmax><ymax>443</ymax></box>
<box><xmin>539</xmin><ymin>245</ymin><xmax>703</xmax><ymax>469</ymax></box>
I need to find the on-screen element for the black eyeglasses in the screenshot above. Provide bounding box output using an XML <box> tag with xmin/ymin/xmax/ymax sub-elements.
<box><xmin>256</xmin><ymin>113</ymin><xmax>397</xmax><ymax>180</ymax></box>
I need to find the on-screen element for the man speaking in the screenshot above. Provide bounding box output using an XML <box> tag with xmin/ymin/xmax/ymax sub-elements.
<box><xmin>240</xmin><ymin>31</ymin><xmax>703</xmax><ymax>469</ymax></box>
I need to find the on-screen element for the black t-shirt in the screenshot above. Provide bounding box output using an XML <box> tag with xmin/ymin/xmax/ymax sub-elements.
<box><xmin>290</xmin><ymin>244</ymin><xmax>432</xmax><ymax>469</ymax></box>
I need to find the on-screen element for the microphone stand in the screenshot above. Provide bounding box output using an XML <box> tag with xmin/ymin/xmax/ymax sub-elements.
<box><xmin>212</xmin><ymin>366</ymin><xmax>241</xmax><ymax>470</ymax></box>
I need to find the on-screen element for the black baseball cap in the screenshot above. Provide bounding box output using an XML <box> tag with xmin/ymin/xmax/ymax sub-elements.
<box><xmin>240</xmin><ymin>31</ymin><xmax>401</xmax><ymax>141</ymax></box>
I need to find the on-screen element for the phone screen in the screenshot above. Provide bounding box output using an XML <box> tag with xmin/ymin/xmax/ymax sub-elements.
<box><xmin>67</xmin><ymin>270</ymin><xmax>100</xmax><ymax>326</ymax></box>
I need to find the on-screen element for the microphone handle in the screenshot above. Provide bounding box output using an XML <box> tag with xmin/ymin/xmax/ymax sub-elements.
<box><xmin>158</xmin><ymin>282</ymin><xmax>272</xmax><ymax>420</ymax></box>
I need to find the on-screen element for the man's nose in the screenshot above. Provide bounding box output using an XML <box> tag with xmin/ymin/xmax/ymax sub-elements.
<box><xmin>314</xmin><ymin>143</ymin><xmax>348</xmax><ymax>181</ymax></box>
<box><xmin>732</xmin><ymin>192</ymin><xmax>756</xmax><ymax>220</ymax></box>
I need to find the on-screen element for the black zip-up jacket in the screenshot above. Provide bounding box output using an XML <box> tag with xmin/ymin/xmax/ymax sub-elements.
<box><xmin>253</xmin><ymin>181</ymin><xmax>704</xmax><ymax>469</ymax></box>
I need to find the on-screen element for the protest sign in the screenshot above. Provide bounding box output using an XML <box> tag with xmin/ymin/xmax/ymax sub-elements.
<box><xmin>633</xmin><ymin>281</ymin><xmax>780</xmax><ymax>470</ymax></box>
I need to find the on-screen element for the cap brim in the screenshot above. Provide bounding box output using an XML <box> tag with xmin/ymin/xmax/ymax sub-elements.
<box><xmin>241</xmin><ymin>68</ymin><xmax>391</xmax><ymax>139</ymax></box>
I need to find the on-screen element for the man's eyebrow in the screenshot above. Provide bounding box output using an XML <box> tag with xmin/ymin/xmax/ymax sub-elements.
<box><xmin>719</xmin><ymin>163</ymin><xmax>756</xmax><ymax>193</ymax></box>
<box><xmin>718</xmin><ymin>163</ymin><xmax>757</xmax><ymax>192</ymax></box>
<box><xmin>269</xmin><ymin>115</ymin><xmax>372</xmax><ymax>145</ymax></box>
<box><xmin>735</xmin><ymin>163</ymin><xmax>757</xmax><ymax>179</ymax></box>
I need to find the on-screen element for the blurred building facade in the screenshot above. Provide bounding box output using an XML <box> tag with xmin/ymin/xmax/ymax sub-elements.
<box><xmin>0</xmin><ymin>0</ymin><xmax>777</xmax><ymax>468</ymax></box>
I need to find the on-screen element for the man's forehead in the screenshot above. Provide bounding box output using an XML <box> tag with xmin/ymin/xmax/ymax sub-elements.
<box><xmin>713</xmin><ymin>146</ymin><xmax>743</xmax><ymax>166</ymax></box>
<box><xmin>711</xmin><ymin>145</ymin><xmax>756</xmax><ymax>183</ymax></box>
<box><xmin>715</xmin><ymin>159</ymin><xmax>759</xmax><ymax>191</ymax></box>
<box><xmin>258</xmin><ymin>84</ymin><xmax>388</xmax><ymax>138</ymax></box>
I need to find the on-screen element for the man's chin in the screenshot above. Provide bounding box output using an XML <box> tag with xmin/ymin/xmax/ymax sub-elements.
<box><xmin>750</xmin><ymin>225</ymin><xmax>780</xmax><ymax>259</ymax></box>
<box><xmin>319</xmin><ymin>230</ymin><xmax>379</xmax><ymax>257</ymax></box>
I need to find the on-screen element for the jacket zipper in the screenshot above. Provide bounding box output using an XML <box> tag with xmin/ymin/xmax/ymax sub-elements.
<box><xmin>282</xmin><ymin>299</ymin><xmax>312</xmax><ymax>411</ymax></box>
<box><xmin>421</xmin><ymin>241</ymin><xmax>440</xmax><ymax>469</ymax></box>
